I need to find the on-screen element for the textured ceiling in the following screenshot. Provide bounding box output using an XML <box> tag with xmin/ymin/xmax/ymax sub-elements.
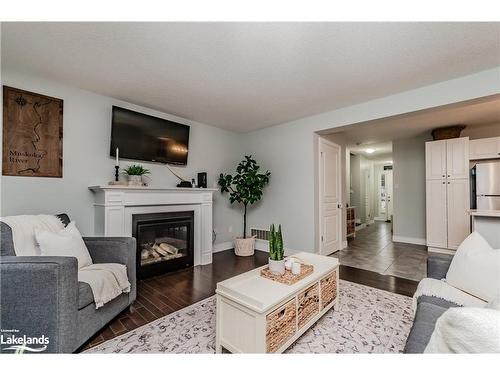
<box><xmin>2</xmin><ymin>22</ymin><xmax>499</xmax><ymax>132</ymax></box>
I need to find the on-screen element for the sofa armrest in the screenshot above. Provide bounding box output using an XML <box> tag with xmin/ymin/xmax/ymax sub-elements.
<box><xmin>0</xmin><ymin>256</ymin><xmax>78</xmax><ymax>353</ymax></box>
<box><xmin>427</xmin><ymin>254</ymin><xmax>453</xmax><ymax>280</ymax></box>
<box><xmin>83</xmin><ymin>237</ymin><xmax>136</xmax><ymax>303</ymax></box>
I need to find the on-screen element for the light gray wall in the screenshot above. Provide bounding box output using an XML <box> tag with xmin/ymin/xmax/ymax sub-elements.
<box><xmin>0</xmin><ymin>70</ymin><xmax>244</xmax><ymax>245</ymax></box>
<box><xmin>392</xmin><ymin>134</ymin><xmax>432</xmax><ymax>241</ymax></box>
<box><xmin>243</xmin><ymin>67</ymin><xmax>499</xmax><ymax>252</ymax></box>
<box><xmin>462</xmin><ymin>123</ymin><xmax>500</xmax><ymax>139</ymax></box>
<box><xmin>2</xmin><ymin>67</ymin><xmax>499</xmax><ymax>252</ymax></box>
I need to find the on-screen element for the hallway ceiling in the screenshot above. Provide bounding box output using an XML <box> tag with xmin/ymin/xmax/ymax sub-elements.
<box><xmin>324</xmin><ymin>95</ymin><xmax>500</xmax><ymax>145</ymax></box>
<box><xmin>349</xmin><ymin>141</ymin><xmax>392</xmax><ymax>160</ymax></box>
<box><xmin>2</xmin><ymin>22</ymin><xmax>500</xmax><ymax>132</ymax></box>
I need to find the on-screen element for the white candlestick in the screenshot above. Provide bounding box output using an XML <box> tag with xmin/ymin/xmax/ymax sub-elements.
<box><xmin>115</xmin><ymin>147</ymin><xmax>119</xmax><ymax>166</ymax></box>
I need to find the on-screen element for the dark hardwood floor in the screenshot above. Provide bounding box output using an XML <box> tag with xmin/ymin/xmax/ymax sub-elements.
<box><xmin>81</xmin><ymin>249</ymin><xmax>417</xmax><ymax>351</ymax></box>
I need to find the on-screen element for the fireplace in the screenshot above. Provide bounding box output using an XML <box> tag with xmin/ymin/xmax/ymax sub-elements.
<box><xmin>132</xmin><ymin>211</ymin><xmax>194</xmax><ymax>279</ymax></box>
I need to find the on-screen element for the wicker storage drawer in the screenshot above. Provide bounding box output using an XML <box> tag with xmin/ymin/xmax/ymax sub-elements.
<box><xmin>266</xmin><ymin>298</ymin><xmax>297</xmax><ymax>353</ymax></box>
<box><xmin>297</xmin><ymin>283</ymin><xmax>319</xmax><ymax>329</ymax></box>
<box><xmin>320</xmin><ymin>271</ymin><xmax>337</xmax><ymax>309</ymax></box>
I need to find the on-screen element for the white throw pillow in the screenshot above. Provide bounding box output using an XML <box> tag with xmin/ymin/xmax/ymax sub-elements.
<box><xmin>35</xmin><ymin>221</ymin><xmax>93</xmax><ymax>269</ymax></box>
<box><xmin>446</xmin><ymin>231</ymin><xmax>500</xmax><ymax>302</ymax></box>
<box><xmin>424</xmin><ymin>306</ymin><xmax>500</xmax><ymax>353</ymax></box>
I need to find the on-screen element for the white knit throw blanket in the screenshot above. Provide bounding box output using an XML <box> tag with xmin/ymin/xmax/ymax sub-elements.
<box><xmin>1</xmin><ymin>214</ymin><xmax>64</xmax><ymax>256</ymax></box>
<box><xmin>425</xmin><ymin>306</ymin><xmax>500</xmax><ymax>353</ymax></box>
<box><xmin>79</xmin><ymin>263</ymin><xmax>131</xmax><ymax>309</ymax></box>
<box><xmin>413</xmin><ymin>278</ymin><xmax>487</xmax><ymax>312</ymax></box>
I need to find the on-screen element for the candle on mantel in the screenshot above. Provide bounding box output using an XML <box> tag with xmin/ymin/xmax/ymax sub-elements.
<box><xmin>115</xmin><ymin>147</ymin><xmax>119</xmax><ymax>166</ymax></box>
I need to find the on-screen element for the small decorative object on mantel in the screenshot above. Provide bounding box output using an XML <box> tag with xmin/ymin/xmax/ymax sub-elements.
<box><xmin>218</xmin><ymin>155</ymin><xmax>271</xmax><ymax>256</ymax></box>
<box><xmin>109</xmin><ymin>147</ymin><xmax>127</xmax><ymax>185</ymax></box>
<box><xmin>122</xmin><ymin>164</ymin><xmax>150</xmax><ymax>186</ymax></box>
<box><xmin>197</xmin><ymin>172</ymin><xmax>207</xmax><ymax>188</ymax></box>
<box><xmin>431</xmin><ymin>125</ymin><xmax>466</xmax><ymax>140</ymax></box>
<box><xmin>268</xmin><ymin>224</ymin><xmax>285</xmax><ymax>275</ymax></box>
<box><xmin>165</xmin><ymin>164</ymin><xmax>192</xmax><ymax>187</ymax></box>
<box><xmin>3</xmin><ymin>86</ymin><xmax>63</xmax><ymax>177</ymax></box>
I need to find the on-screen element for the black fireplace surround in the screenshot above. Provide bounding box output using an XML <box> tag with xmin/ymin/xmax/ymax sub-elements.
<box><xmin>132</xmin><ymin>211</ymin><xmax>194</xmax><ymax>279</ymax></box>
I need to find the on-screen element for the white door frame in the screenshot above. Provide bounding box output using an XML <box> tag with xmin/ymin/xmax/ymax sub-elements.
<box><xmin>317</xmin><ymin>137</ymin><xmax>343</xmax><ymax>255</ymax></box>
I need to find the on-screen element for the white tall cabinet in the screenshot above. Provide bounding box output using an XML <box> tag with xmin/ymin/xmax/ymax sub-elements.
<box><xmin>425</xmin><ymin>137</ymin><xmax>470</xmax><ymax>253</ymax></box>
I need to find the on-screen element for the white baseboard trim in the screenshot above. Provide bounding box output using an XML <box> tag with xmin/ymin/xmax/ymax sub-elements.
<box><xmin>213</xmin><ymin>239</ymin><xmax>301</xmax><ymax>256</ymax></box>
<box><xmin>374</xmin><ymin>216</ymin><xmax>387</xmax><ymax>221</ymax></box>
<box><xmin>355</xmin><ymin>223</ymin><xmax>366</xmax><ymax>231</ymax></box>
<box><xmin>428</xmin><ymin>247</ymin><xmax>456</xmax><ymax>255</ymax></box>
<box><xmin>392</xmin><ymin>235</ymin><xmax>427</xmax><ymax>246</ymax></box>
<box><xmin>212</xmin><ymin>241</ymin><xmax>233</xmax><ymax>253</ymax></box>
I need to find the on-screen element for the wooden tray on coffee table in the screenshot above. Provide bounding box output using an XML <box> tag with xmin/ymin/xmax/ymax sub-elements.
<box><xmin>260</xmin><ymin>264</ymin><xmax>314</xmax><ymax>285</ymax></box>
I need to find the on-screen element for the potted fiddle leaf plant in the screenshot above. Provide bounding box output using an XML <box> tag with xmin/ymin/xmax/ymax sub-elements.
<box><xmin>122</xmin><ymin>164</ymin><xmax>150</xmax><ymax>186</ymax></box>
<box><xmin>218</xmin><ymin>155</ymin><xmax>271</xmax><ymax>256</ymax></box>
<box><xmin>269</xmin><ymin>224</ymin><xmax>285</xmax><ymax>275</ymax></box>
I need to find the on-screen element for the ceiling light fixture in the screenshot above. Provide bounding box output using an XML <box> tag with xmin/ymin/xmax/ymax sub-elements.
<box><xmin>365</xmin><ymin>148</ymin><xmax>375</xmax><ymax>154</ymax></box>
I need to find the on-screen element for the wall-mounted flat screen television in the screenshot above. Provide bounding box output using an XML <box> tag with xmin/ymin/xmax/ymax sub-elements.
<box><xmin>110</xmin><ymin>106</ymin><xmax>190</xmax><ymax>165</ymax></box>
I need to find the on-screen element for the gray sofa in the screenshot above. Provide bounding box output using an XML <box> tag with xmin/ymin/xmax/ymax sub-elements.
<box><xmin>403</xmin><ymin>254</ymin><xmax>458</xmax><ymax>353</ymax></box>
<box><xmin>0</xmin><ymin>214</ymin><xmax>136</xmax><ymax>353</ymax></box>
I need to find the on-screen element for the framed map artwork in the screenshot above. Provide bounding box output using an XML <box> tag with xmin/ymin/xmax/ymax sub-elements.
<box><xmin>2</xmin><ymin>86</ymin><xmax>63</xmax><ymax>177</ymax></box>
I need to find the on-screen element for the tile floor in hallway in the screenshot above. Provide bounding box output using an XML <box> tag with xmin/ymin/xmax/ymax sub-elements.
<box><xmin>332</xmin><ymin>221</ymin><xmax>427</xmax><ymax>281</ymax></box>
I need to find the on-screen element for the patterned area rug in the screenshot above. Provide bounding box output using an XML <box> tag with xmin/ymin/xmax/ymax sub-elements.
<box><xmin>85</xmin><ymin>280</ymin><xmax>413</xmax><ymax>354</ymax></box>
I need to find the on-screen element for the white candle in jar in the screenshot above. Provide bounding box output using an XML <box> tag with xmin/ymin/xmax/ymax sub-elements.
<box><xmin>115</xmin><ymin>147</ymin><xmax>119</xmax><ymax>166</ymax></box>
<box><xmin>285</xmin><ymin>259</ymin><xmax>294</xmax><ymax>271</ymax></box>
<box><xmin>292</xmin><ymin>262</ymin><xmax>301</xmax><ymax>275</ymax></box>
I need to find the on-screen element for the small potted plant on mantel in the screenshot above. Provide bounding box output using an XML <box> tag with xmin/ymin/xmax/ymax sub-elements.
<box><xmin>269</xmin><ymin>224</ymin><xmax>285</xmax><ymax>275</ymax></box>
<box><xmin>122</xmin><ymin>164</ymin><xmax>150</xmax><ymax>186</ymax></box>
<box><xmin>218</xmin><ymin>155</ymin><xmax>271</xmax><ymax>256</ymax></box>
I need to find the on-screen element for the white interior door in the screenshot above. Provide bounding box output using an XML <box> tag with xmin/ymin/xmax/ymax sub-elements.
<box><xmin>385</xmin><ymin>170</ymin><xmax>393</xmax><ymax>220</ymax></box>
<box><xmin>319</xmin><ymin>138</ymin><xmax>341</xmax><ymax>255</ymax></box>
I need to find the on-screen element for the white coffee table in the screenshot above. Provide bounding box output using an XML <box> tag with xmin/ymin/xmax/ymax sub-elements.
<box><xmin>215</xmin><ymin>252</ymin><xmax>339</xmax><ymax>353</ymax></box>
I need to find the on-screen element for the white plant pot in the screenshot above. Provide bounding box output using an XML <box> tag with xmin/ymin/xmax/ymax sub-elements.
<box><xmin>268</xmin><ymin>258</ymin><xmax>285</xmax><ymax>275</ymax></box>
<box><xmin>127</xmin><ymin>175</ymin><xmax>143</xmax><ymax>186</ymax></box>
<box><xmin>234</xmin><ymin>237</ymin><xmax>255</xmax><ymax>257</ymax></box>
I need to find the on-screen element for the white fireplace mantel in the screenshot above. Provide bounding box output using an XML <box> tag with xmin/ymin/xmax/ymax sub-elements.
<box><xmin>89</xmin><ymin>185</ymin><xmax>217</xmax><ymax>265</ymax></box>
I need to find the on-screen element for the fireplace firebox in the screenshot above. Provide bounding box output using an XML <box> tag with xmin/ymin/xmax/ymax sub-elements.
<box><xmin>132</xmin><ymin>211</ymin><xmax>194</xmax><ymax>279</ymax></box>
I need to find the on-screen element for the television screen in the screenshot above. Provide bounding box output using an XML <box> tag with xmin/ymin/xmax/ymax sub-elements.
<box><xmin>110</xmin><ymin>106</ymin><xmax>190</xmax><ymax>165</ymax></box>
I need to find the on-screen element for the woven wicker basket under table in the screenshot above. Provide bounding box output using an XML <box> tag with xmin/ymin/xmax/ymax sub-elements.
<box><xmin>215</xmin><ymin>252</ymin><xmax>339</xmax><ymax>353</ymax></box>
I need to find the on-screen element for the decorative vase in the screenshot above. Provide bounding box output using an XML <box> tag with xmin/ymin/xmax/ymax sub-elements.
<box><xmin>127</xmin><ymin>175</ymin><xmax>143</xmax><ymax>186</ymax></box>
<box><xmin>268</xmin><ymin>258</ymin><xmax>285</xmax><ymax>275</ymax></box>
<box><xmin>234</xmin><ymin>237</ymin><xmax>255</xmax><ymax>256</ymax></box>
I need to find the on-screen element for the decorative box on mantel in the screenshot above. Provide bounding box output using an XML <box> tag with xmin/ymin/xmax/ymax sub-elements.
<box><xmin>88</xmin><ymin>186</ymin><xmax>217</xmax><ymax>266</ymax></box>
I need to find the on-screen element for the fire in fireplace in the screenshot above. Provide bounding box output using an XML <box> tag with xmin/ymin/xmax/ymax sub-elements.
<box><xmin>132</xmin><ymin>211</ymin><xmax>194</xmax><ymax>278</ymax></box>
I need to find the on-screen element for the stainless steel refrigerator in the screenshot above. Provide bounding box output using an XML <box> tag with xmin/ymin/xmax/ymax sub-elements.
<box><xmin>472</xmin><ymin>162</ymin><xmax>500</xmax><ymax>210</ymax></box>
